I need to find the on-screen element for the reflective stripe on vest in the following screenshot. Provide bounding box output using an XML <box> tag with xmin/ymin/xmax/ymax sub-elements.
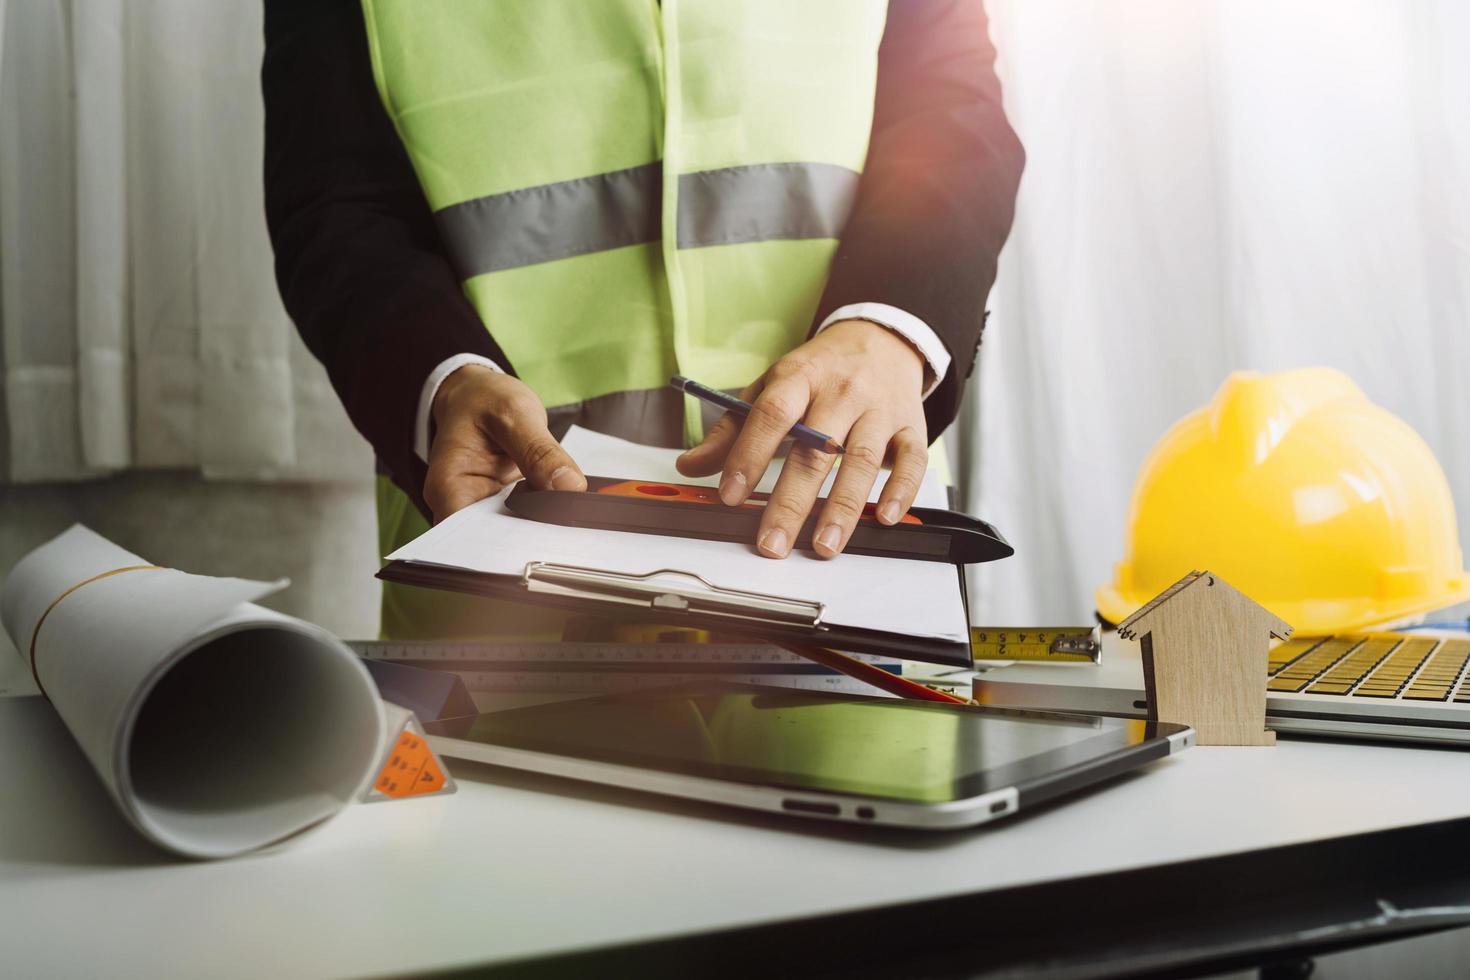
<box><xmin>435</xmin><ymin>162</ymin><xmax>861</xmax><ymax>280</ymax></box>
<box><xmin>361</xmin><ymin>0</ymin><xmax>887</xmax><ymax>431</ymax></box>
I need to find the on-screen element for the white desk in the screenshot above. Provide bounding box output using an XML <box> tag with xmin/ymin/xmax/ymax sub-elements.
<box><xmin>3</xmin><ymin>629</ymin><xmax>1470</xmax><ymax>980</ymax></box>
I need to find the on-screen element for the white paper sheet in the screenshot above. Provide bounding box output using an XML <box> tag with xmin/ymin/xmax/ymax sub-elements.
<box><xmin>389</xmin><ymin>428</ymin><xmax>969</xmax><ymax>644</ymax></box>
<box><xmin>0</xmin><ymin>526</ymin><xmax>385</xmax><ymax>859</ymax></box>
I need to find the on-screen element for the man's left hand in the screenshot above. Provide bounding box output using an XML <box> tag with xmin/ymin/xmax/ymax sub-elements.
<box><xmin>676</xmin><ymin>320</ymin><xmax>930</xmax><ymax>559</ymax></box>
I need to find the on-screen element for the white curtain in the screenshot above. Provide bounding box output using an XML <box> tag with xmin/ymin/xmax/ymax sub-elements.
<box><xmin>967</xmin><ymin>0</ymin><xmax>1470</xmax><ymax>622</ymax></box>
<box><xmin>0</xmin><ymin>0</ymin><xmax>368</xmax><ymax>483</ymax></box>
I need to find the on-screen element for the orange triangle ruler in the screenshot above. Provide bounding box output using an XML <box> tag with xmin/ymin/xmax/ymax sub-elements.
<box><xmin>362</xmin><ymin>701</ymin><xmax>457</xmax><ymax>803</ymax></box>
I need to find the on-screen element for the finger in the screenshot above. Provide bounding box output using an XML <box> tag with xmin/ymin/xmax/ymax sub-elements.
<box><xmin>755</xmin><ymin>404</ymin><xmax>858</xmax><ymax>559</ymax></box>
<box><xmin>428</xmin><ymin>474</ymin><xmax>506</xmax><ymax>523</ymax></box>
<box><xmin>490</xmin><ymin>458</ymin><xmax>523</xmax><ymax>486</ymax></box>
<box><xmin>811</xmin><ymin>414</ymin><xmax>891</xmax><ymax>557</ymax></box>
<box><xmin>875</xmin><ymin>425</ymin><xmax>929</xmax><ymax>524</ymax></box>
<box><xmin>675</xmin><ymin>411</ymin><xmax>742</xmax><ymax>477</ymax></box>
<box><xmin>717</xmin><ymin>374</ymin><xmax>813</xmax><ymax>507</ymax></box>
<box><xmin>486</xmin><ymin>398</ymin><xmax>586</xmax><ymax>492</ymax></box>
<box><xmin>423</xmin><ymin>442</ymin><xmax>509</xmax><ymax>523</ymax></box>
<box><xmin>675</xmin><ymin>379</ymin><xmax>764</xmax><ymax>477</ymax></box>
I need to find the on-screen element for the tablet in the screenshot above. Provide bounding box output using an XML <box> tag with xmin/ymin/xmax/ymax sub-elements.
<box><xmin>423</xmin><ymin>684</ymin><xmax>1193</xmax><ymax>829</ymax></box>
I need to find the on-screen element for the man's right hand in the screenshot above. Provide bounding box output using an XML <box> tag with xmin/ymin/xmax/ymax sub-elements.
<box><xmin>423</xmin><ymin>365</ymin><xmax>586</xmax><ymax>523</ymax></box>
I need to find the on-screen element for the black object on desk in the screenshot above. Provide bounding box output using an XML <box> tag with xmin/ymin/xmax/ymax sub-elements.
<box><xmin>504</xmin><ymin>476</ymin><xmax>1014</xmax><ymax>565</ymax></box>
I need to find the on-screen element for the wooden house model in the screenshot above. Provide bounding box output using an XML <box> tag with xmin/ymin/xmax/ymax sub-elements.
<box><xmin>1117</xmin><ymin>570</ymin><xmax>1293</xmax><ymax>746</ymax></box>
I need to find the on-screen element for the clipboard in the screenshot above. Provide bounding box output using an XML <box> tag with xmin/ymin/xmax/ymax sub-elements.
<box><xmin>376</xmin><ymin>557</ymin><xmax>976</xmax><ymax>669</ymax></box>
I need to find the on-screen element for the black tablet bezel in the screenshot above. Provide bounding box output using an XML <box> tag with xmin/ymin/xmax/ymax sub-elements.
<box><xmin>423</xmin><ymin>682</ymin><xmax>1187</xmax><ymax>805</ymax></box>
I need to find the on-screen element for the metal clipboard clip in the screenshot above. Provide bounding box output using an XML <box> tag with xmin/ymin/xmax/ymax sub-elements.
<box><xmin>522</xmin><ymin>561</ymin><xmax>825</xmax><ymax>628</ymax></box>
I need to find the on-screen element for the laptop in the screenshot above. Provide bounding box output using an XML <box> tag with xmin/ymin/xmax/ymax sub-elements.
<box><xmin>972</xmin><ymin>630</ymin><xmax>1470</xmax><ymax>746</ymax></box>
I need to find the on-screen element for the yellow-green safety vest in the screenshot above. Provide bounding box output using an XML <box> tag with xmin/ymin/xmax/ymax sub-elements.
<box><xmin>363</xmin><ymin>0</ymin><xmax>888</xmax><ymax>638</ymax></box>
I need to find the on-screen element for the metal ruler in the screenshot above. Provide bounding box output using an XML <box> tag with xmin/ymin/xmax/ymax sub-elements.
<box><xmin>443</xmin><ymin>668</ymin><xmax>888</xmax><ymax>696</ymax></box>
<box><xmin>346</xmin><ymin>640</ymin><xmax>903</xmax><ymax>696</ymax></box>
<box><xmin>347</xmin><ymin>640</ymin><xmax>899</xmax><ymax>668</ymax></box>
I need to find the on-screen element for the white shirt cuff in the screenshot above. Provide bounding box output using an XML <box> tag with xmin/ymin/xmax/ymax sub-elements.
<box><xmin>416</xmin><ymin>353</ymin><xmax>505</xmax><ymax>462</ymax></box>
<box><xmin>815</xmin><ymin>303</ymin><xmax>951</xmax><ymax>400</ymax></box>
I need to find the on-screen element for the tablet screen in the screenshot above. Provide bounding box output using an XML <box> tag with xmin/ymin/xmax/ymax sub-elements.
<box><xmin>428</xmin><ymin>684</ymin><xmax>1154</xmax><ymax>803</ymax></box>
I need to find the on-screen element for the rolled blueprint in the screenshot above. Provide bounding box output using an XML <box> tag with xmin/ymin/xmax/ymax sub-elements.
<box><xmin>0</xmin><ymin>525</ymin><xmax>384</xmax><ymax>859</ymax></box>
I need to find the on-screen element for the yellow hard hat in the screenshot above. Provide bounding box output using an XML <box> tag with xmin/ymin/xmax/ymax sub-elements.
<box><xmin>1097</xmin><ymin>367</ymin><xmax>1470</xmax><ymax>634</ymax></box>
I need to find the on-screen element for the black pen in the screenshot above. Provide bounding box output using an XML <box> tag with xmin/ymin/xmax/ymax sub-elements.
<box><xmin>670</xmin><ymin>376</ymin><xmax>845</xmax><ymax>455</ymax></box>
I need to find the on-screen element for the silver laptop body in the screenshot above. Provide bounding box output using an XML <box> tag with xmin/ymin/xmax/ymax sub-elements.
<box><xmin>973</xmin><ymin>630</ymin><xmax>1470</xmax><ymax>747</ymax></box>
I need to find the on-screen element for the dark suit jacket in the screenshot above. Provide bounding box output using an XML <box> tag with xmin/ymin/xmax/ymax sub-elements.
<box><xmin>262</xmin><ymin>0</ymin><xmax>1024</xmax><ymax>518</ymax></box>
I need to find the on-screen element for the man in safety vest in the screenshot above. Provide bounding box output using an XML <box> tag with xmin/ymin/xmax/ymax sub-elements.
<box><xmin>262</xmin><ymin>1</ymin><xmax>1024</xmax><ymax>639</ymax></box>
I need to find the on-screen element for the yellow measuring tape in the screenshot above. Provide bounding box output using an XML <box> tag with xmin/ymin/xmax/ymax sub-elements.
<box><xmin>970</xmin><ymin>627</ymin><xmax>1101</xmax><ymax>664</ymax></box>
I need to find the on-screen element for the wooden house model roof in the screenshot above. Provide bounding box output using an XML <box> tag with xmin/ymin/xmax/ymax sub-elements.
<box><xmin>1116</xmin><ymin>570</ymin><xmax>1293</xmax><ymax>642</ymax></box>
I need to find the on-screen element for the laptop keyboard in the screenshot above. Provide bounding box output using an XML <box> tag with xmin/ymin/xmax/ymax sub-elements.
<box><xmin>1267</xmin><ymin>635</ymin><xmax>1470</xmax><ymax>701</ymax></box>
